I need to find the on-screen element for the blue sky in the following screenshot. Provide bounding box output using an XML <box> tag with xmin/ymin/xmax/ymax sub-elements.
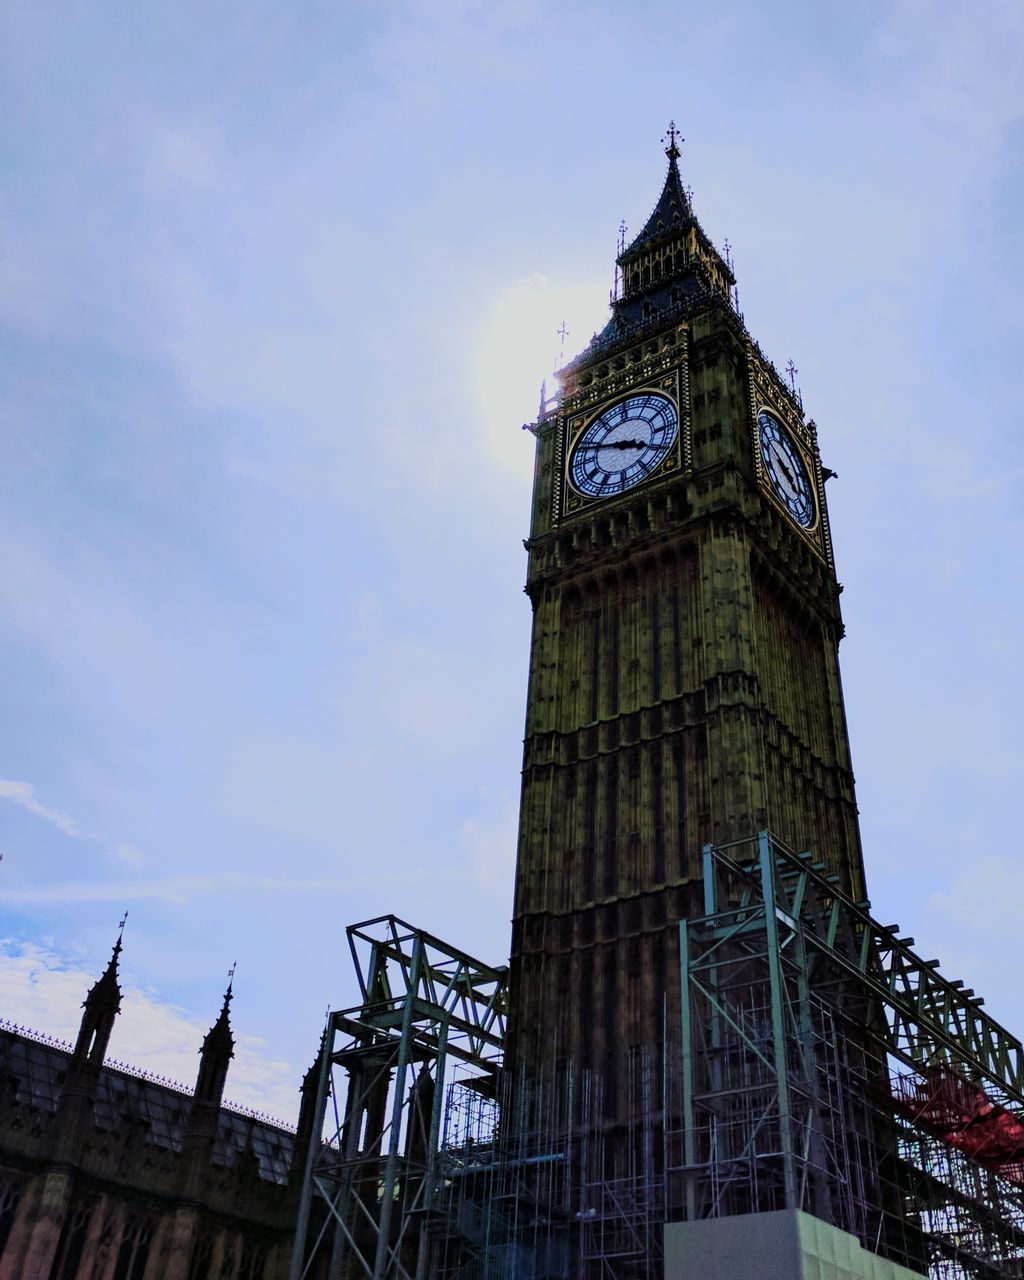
<box><xmin>1</xmin><ymin>0</ymin><xmax>1022</xmax><ymax>1120</ymax></box>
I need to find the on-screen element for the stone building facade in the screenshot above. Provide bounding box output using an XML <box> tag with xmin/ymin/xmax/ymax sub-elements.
<box><xmin>0</xmin><ymin>934</ymin><xmax>321</xmax><ymax>1279</ymax></box>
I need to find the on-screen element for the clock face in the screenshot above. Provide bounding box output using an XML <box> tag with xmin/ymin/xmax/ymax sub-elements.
<box><xmin>568</xmin><ymin>394</ymin><xmax>678</xmax><ymax>499</ymax></box>
<box><xmin>757</xmin><ymin>410</ymin><xmax>815</xmax><ymax>528</ymax></box>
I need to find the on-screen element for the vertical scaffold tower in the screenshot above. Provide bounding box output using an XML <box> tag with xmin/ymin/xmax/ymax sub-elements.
<box><xmin>288</xmin><ymin>917</ymin><xmax>507</xmax><ymax>1280</ymax></box>
<box><xmin>674</xmin><ymin>832</ymin><xmax>1024</xmax><ymax>1278</ymax></box>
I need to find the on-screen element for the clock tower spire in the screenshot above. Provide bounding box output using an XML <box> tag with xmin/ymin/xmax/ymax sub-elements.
<box><xmin>610</xmin><ymin>122</ymin><xmax>733</xmax><ymax>315</ymax></box>
<box><xmin>509</xmin><ymin>128</ymin><xmax>866</xmax><ymax>1153</ymax></box>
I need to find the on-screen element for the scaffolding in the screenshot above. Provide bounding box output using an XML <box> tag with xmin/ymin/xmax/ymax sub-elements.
<box><xmin>433</xmin><ymin>1059</ymin><xmax>665</xmax><ymax>1280</ymax></box>
<box><xmin>291</xmin><ymin>837</ymin><xmax>1024</xmax><ymax>1280</ymax></box>
<box><xmin>678</xmin><ymin>832</ymin><xmax>1024</xmax><ymax>1278</ymax></box>
<box><xmin>288</xmin><ymin>917</ymin><xmax>508</xmax><ymax>1280</ymax></box>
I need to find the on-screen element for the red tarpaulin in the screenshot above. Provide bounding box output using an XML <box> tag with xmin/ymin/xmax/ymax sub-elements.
<box><xmin>877</xmin><ymin>1067</ymin><xmax>1024</xmax><ymax>1188</ymax></box>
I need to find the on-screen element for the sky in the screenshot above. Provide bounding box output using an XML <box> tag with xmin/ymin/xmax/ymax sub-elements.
<box><xmin>0</xmin><ymin>0</ymin><xmax>1022</xmax><ymax>1123</ymax></box>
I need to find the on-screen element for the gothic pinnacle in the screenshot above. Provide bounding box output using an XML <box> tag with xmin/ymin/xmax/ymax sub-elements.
<box><xmin>662</xmin><ymin>119</ymin><xmax>683</xmax><ymax>163</ymax></box>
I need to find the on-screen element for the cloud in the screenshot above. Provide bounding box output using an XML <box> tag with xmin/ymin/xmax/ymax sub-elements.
<box><xmin>0</xmin><ymin>777</ymin><xmax>147</xmax><ymax>871</ymax></box>
<box><xmin>0</xmin><ymin>779</ymin><xmax>78</xmax><ymax>837</ymax></box>
<box><xmin>105</xmin><ymin>842</ymin><xmax>144</xmax><ymax>871</ymax></box>
<box><xmin>0</xmin><ymin>939</ymin><xmax>88</xmax><ymax>1038</ymax></box>
<box><xmin>0</xmin><ymin>937</ymin><xmax>300</xmax><ymax>1123</ymax></box>
<box><xmin>0</xmin><ymin>868</ymin><xmax>452</xmax><ymax>907</ymax></box>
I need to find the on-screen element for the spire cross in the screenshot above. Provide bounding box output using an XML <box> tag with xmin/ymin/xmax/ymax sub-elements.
<box><xmin>723</xmin><ymin>238</ymin><xmax>732</xmax><ymax>268</ymax></box>
<box><xmin>617</xmin><ymin>219</ymin><xmax>627</xmax><ymax>255</ymax></box>
<box><xmin>786</xmin><ymin>359</ymin><xmax>799</xmax><ymax>394</ymax></box>
<box><xmin>662</xmin><ymin>120</ymin><xmax>683</xmax><ymax>161</ymax></box>
<box><xmin>117</xmin><ymin>911</ymin><xmax>128</xmax><ymax>935</ymax></box>
<box><xmin>557</xmin><ymin>321</ymin><xmax>569</xmax><ymax>346</ymax></box>
<box><xmin>227</xmin><ymin>961</ymin><xmax>237</xmax><ymax>993</ymax></box>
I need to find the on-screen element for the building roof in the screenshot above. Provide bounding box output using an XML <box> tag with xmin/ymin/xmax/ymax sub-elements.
<box><xmin>0</xmin><ymin>1026</ymin><xmax>294</xmax><ymax>1185</ymax></box>
<box><xmin>619</xmin><ymin>151</ymin><xmax>691</xmax><ymax>263</ymax></box>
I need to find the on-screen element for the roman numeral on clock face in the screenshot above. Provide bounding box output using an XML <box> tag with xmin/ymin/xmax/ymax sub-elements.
<box><xmin>569</xmin><ymin>393</ymin><xmax>679</xmax><ymax>500</ymax></box>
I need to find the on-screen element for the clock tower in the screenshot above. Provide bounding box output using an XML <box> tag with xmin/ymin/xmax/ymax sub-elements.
<box><xmin>508</xmin><ymin>128</ymin><xmax>867</xmax><ymax>1149</ymax></box>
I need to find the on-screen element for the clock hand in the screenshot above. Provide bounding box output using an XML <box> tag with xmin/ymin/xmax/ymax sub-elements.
<box><xmin>770</xmin><ymin>445</ymin><xmax>797</xmax><ymax>488</ymax></box>
<box><xmin>586</xmin><ymin>438</ymin><xmax>649</xmax><ymax>451</ymax></box>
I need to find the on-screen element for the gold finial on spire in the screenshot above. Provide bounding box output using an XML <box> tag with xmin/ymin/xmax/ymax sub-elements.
<box><xmin>662</xmin><ymin>120</ymin><xmax>683</xmax><ymax>162</ymax></box>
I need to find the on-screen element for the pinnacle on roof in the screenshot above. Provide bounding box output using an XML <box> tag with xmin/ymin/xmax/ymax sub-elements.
<box><xmin>301</xmin><ymin>1026</ymin><xmax>328</xmax><ymax>1093</ymax></box>
<box><xmin>84</xmin><ymin>914</ymin><xmax>125</xmax><ymax>1013</ymax></box>
<box><xmin>619</xmin><ymin>121</ymin><xmax>692</xmax><ymax>263</ymax></box>
<box><xmin>200</xmin><ymin>971</ymin><xmax>235</xmax><ymax>1062</ymax></box>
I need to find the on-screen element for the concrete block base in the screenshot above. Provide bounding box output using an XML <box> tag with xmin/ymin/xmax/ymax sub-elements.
<box><xmin>664</xmin><ymin>1209</ymin><xmax>927</xmax><ymax>1280</ymax></box>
